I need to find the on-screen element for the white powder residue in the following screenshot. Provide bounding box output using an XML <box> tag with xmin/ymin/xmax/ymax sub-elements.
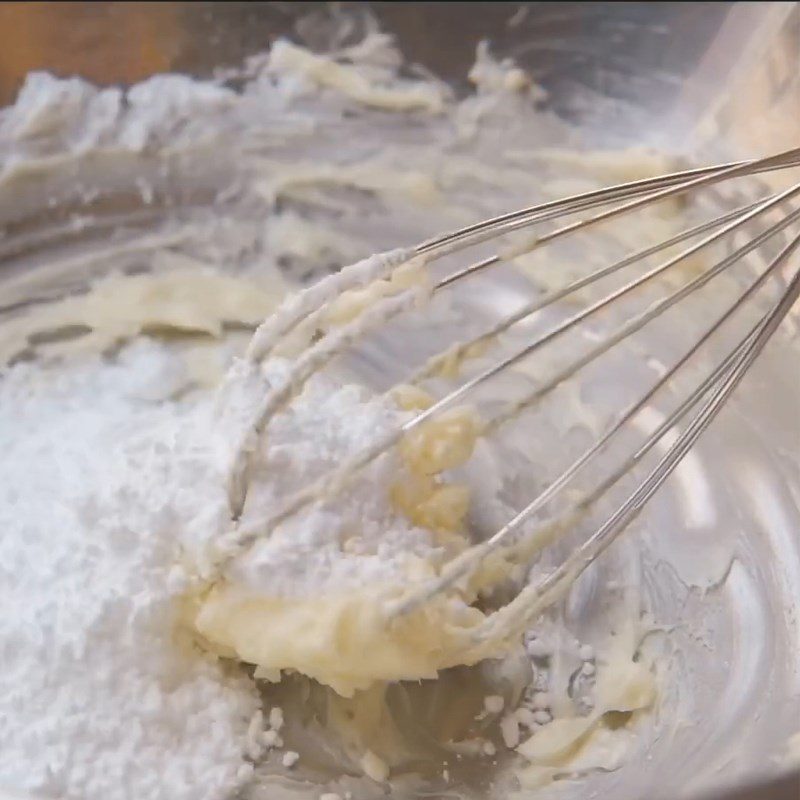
<box><xmin>220</xmin><ymin>359</ymin><xmax>442</xmax><ymax>597</ymax></box>
<box><xmin>0</xmin><ymin>71</ymin><xmax>236</xmax><ymax>162</ymax></box>
<box><xmin>0</xmin><ymin>332</ymin><xmax>463</xmax><ymax>798</ymax></box>
<box><xmin>0</xmin><ymin>343</ymin><xmax>261</xmax><ymax>800</ymax></box>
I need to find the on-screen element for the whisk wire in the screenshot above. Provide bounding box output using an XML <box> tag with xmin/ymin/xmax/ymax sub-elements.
<box><xmin>235</xmin><ymin>181</ymin><xmax>800</xmax><ymax>546</ymax></box>
<box><xmin>418</xmin><ymin>147</ymin><xmax>800</xmax><ymax>258</ymax></box>
<box><xmin>391</xmin><ymin>227</ymin><xmax>800</xmax><ymax>617</ymax></box>
<box><xmin>225</xmin><ymin>148</ymin><xmax>800</xmax><ymax>631</ymax></box>
<box><xmin>475</xmin><ymin>251</ymin><xmax>800</xmax><ymax>643</ymax></box>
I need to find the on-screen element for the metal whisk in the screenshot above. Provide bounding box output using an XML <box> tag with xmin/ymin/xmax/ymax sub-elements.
<box><xmin>220</xmin><ymin>146</ymin><xmax>800</xmax><ymax>643</ymax></box>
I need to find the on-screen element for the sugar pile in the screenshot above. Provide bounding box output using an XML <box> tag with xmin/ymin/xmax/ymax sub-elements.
<box><xmin>0</xmin><ymin>342</ymin><xmax>263</xmax><ymax>800</ymax></box>
<box><xmin>0</xmin><ymin>334</ymin><xmax>447</xmax><ymax>800</ymax></box>
<box><xmin>217</xmin><ymin>358</ymin><xmax>444</xmax><ymax>598</ymax></box>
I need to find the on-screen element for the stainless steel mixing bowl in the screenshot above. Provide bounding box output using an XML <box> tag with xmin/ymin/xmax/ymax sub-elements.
<box><xmin>0</xmin><ymin>4</ymin><xmax>797</xmax><ymax>800</ymax></box>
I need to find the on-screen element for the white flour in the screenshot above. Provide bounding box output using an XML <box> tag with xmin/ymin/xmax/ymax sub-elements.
<box><xmin>219</xmin><ymin>359</ymin><xmax>443</xmax><ymax>597</ymax></box>
<box><xmin>0</xmin><ymin>343</ymin><xmax>262</xmax><ymax>800</ymax></box>
<box><xmin>0</xmin><ymin>331</ymin><xmax>461</xmax><ymax>799</ymax></box>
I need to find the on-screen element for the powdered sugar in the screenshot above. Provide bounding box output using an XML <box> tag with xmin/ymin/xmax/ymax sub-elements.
<box><xmin>222</xmin><ymin>358</ymin><xmax>443</xmax><ymax>597</ymax></box>
<box><xmin>0</xmin><ymin>344</ymin><xmax>261</xmax><ymax>800</ymax></box>
<box><xmin>0</xmin><ymin>332</ymin><xmax>447</xmax><ymax>798</ymax></box>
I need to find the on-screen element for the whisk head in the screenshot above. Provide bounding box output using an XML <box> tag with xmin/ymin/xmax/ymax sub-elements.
<box><xmin>218</xmin><ymin>146</ymin><xmax>800</xmax><ymax>644</ymax></box>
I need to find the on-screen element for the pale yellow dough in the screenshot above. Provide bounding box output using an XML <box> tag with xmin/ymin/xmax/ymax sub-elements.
<box><xmin>192</xmin><ymin>399</ymin><xmax>498</xmax><ymax>697</ymax></box>
<box><xmin>192</xmin><ymin>580</ymin><xmax>507</xmax><ymax>697</ymax></box>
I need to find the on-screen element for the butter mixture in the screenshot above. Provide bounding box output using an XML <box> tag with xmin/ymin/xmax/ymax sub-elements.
<box><xmin>191</xmin><ymin>358</ymin><xmax>499</xmax><ymax>697</ymax></box>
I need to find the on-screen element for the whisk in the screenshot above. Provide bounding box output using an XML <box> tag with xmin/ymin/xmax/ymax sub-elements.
<box><xmin>219</xmin><ymin>146</ymin><xmax>800</xmax><ymax>644</ymax></box>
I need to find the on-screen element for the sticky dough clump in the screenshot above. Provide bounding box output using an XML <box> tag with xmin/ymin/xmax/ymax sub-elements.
<box><xmin>189</xmin><ymin>365</ymin><xmax>503</xmax><ymax>697</ymax></box>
